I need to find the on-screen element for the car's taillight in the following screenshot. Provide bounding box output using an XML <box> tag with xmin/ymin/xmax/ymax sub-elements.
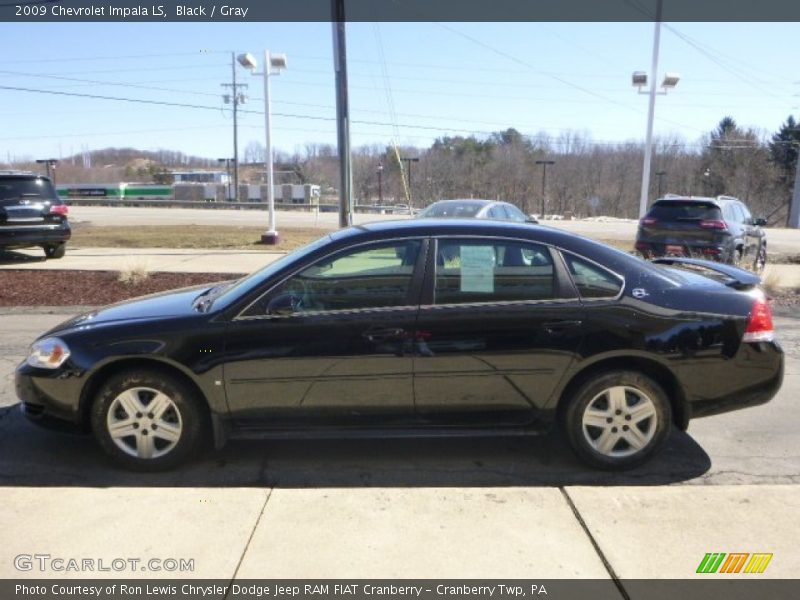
<box><xmin>641</xmin><ymin>217</ymin><xmax>658</xmax><ymax>226</ymax></box>
<box><xmin>700</xmin><ymin>219</ymin><xmax>727</xmax><ymax>230</ymax></box>
<box><xmin>50</xmin><ymin>204</ymin><xmax>68</xmax><ymax>216</ymax></box>
<box><xmin>743</xmin><ymin>294</ymin><xmax>775</xmax><ymax>343</ymax></box>
<box><xmin>701</xmin><ymin>247</ymin><xmax>721</xmax><ymax>255</ymax></box>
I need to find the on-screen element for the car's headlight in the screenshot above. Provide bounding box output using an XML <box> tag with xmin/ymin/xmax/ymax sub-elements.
<box><xmin>26</xmin><ymin>337</ymin><xmax>71</xmax><ymax>369</ymax></box>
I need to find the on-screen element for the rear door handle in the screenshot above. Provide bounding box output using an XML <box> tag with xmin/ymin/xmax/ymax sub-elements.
<box><xmin>543</xmin><ymin>320</ymin><xmax>583</xmax><ymax>334</ymax></box>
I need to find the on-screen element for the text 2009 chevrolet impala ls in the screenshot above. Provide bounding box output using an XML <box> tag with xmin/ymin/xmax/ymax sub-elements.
<box><xmin>16</xmin><ymin>219</ymin><xmax>783</xmax><ymax>470</ymax></box>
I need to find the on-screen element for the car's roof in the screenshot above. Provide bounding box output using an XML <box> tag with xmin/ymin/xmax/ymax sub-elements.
<box><xmin>654</xmin><ymin>196</ymin><xmax>740</xmax><ymax>206</ymax></box>
<box><xmin>427</xmin><ymin>198</ymin><xmax>494</xmax><ymax>207</ymax></box>
<box><xmin>334</xmin><ymin>217</ymin><xmax>619</xmax><ymax>261</ymax></box>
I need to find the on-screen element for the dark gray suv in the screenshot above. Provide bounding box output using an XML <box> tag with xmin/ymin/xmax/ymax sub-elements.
<box><xmin>635</xmin><ymin>195</ymin><xmax>767</xmax><ymax>271</ymax></box>
<box><xmin>0</xmin><ymin>172</ymin><xmax>71</xmax><ymax>259</ymax></box>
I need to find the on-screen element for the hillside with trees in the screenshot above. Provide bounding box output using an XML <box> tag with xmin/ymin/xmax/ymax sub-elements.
<box><xmin>5</xmin><ymin>115</ymin><xmax>797</xmax><ymax>224</ymax></box>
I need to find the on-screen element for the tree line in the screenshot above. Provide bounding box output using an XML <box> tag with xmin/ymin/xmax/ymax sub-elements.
<box><xmin>285</xmin><ymin>115</ymin><xmax>799</xmax><ymax>224</ymax></box>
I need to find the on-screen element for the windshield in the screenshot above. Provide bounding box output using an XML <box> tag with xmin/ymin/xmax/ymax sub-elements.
<box><xmin>208</xmin><ymin>234</ymin><xmax>333</xmax><ymax>311</ymax></box>
<box><xmin>0</xmin><ymin>177</ymin><xmax>60</xmax><ymax>206</ymax></box>
<box><xmin>418</xmin><ymin>202</ymin><xmax>484</xmax><ymax>218</ymax></box>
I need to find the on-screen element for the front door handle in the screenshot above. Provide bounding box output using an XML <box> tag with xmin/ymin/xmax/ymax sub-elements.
<box><xmin>542</xmin><ymin>320</ymin><xmax>583</xmax><ymax>334</ymax></box>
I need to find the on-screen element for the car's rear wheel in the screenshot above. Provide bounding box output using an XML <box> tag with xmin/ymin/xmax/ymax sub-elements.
<box><xmin>43</xmin><ymin>243</ymin><xmax>66</xmax><ymax>259</ymax></box>
<box><xmin>753</xmin><ymin>243</ymin><xmax>767</xmax><ymax>273</ymax></box>
<box><xmin>90</xmin><ymin>369</ymin><xmax>205</xmax><ymax>471</ymax></box>
<box><xmin>563</xmin><ymin>371</ymin><xmax>672</xmax><ymax>470</ymax></box>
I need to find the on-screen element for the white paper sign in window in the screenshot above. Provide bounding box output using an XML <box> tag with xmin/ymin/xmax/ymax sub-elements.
<box><xmin>459</xmin><ymin>245</ymin><xmax>495</xmax><ymax>292</ymax></box>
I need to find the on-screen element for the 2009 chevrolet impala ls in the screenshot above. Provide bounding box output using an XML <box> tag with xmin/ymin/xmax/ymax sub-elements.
<box><xmin>16</xmin><ymin>219</ymin><xmax>783</xmax><ymax>470</ymax></box>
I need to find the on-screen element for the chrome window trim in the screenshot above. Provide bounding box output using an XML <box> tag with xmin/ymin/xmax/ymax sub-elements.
<box><xmin>234</xmin><ymin>232</ymin><xmax>627</xmax><ymax>320</ymax></box>
<box><xmin>429</xmin><ymin>235</ymin><xmax>566</xmax><ymax>308</ymax></box>
<box><xmin>233</xmin><ymin>235</ymin><xmax>426</xmax><ymax>321</ymax></box>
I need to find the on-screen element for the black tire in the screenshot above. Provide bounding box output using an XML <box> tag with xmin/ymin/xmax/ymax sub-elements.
<box><xmin>90</xmin><ymin>368</ymin><xmax>206</xmax><ymax>471</ymax></box>
<box><xmin>752</xmin><ymin>242</ymin><xmax>767</xmax><ymax>273</ymax></box>
<box><xmin>562</xmin><ymin>370</ymin><xmax>672</xmax><ymax>470</ymax></box>
<box><xmin>44</xmin><ymin>243</ymin><xmax>66</xmax><ymax>259</ymax></box>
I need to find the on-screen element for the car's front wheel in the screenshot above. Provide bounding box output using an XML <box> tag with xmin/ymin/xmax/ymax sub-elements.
<box><xmin>90</xmin><ymin>369</ymin><xmax>205</xmax><ymax>471</ymax></box>
<box><xmin>563</xmin><ymin>371</ymin><xmax>672</xmax><ymax>470</ymax></box>
<box><xmin>44</xmin><ymin>243</ymin><xmax>66</xmax><ymax>259</ymax></box>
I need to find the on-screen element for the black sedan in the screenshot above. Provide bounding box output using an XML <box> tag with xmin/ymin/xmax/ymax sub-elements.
<box><xmin>16</xmin><ymin>219</ymin><xmax>783</xmax><ymax>471</ymax></box>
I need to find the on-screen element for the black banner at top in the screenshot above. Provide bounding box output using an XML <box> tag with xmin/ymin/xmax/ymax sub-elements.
<box><xmin>2</xmin><ymin>0</ymin><xmax>800</xmax><ymax>22</ymax></box>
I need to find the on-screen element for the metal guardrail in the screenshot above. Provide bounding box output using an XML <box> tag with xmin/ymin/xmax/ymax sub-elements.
<box><xmin>63</xmin><ymin>197</ymin><xmax>414</xmax><ymax>214</ymax></box>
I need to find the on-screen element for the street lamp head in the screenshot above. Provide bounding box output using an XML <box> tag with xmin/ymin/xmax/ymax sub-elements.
<box><xmin>632</xmin><ymin>71</ymin><xmax>648</xmax><ymax>87</ymax></box>
<box><xmin>661</xmin><ymin>72</ymin><xmax>680</xmax><ymax>89</ymax></box>
<box><xmin>269</xmin><ymin>53</ymin><xmax>288</xmax><ymax>71</ymax></box>
<box><xmin>237</xmin><ymin>53</ymin><xmax>258</xmax><ymax>70</ymax></box>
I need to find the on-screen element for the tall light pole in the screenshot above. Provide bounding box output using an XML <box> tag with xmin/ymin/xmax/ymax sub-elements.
<box><xmin>535</xmin><ymin>159</ymin><xmax>555</xmax><ymax>218</ymax></box>
<box><xmin>238</xmin><ymin>50</ymin><xmax>287</xmax><ymax>244</ymax></box>
<box><xmin>633</xmin><ymin>0</ymin><xmax>680</xmax><ymax>218</ymax></box>
<box><xmin>36</xmin><ymin>159</ymin><xmax>58</xmax><ymax>184</ymax></box>
<box><xmin>656</xmin><ymin>170</ymin><xmax>667</xmax><ymax>198</ymax></box>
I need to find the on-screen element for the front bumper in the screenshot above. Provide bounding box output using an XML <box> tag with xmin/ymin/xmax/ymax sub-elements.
<box><xmin>15</xmin><ymin>363</ymin><xmax>85</xmax><ymax>431</ymax></box>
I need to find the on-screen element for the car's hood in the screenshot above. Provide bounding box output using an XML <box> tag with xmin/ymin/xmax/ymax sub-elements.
<box><xmin>43</xmin><ymin>285</ymin><xmax>211</xmax><ymax>337</ymax></box>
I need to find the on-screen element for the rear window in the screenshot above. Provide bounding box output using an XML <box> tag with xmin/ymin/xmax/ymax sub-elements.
<box><xmin>647</xmin><ymin>201</ymin><xmax>721</xmax><ymax>221</ymax></box>
<box><xmin>0</xmin><ymin>177</ymin><xmax>60</xmax><ymax>205</ymax></box>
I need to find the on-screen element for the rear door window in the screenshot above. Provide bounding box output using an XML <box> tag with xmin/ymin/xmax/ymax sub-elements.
<box><xmin>563</xmin><ymin>254</ymin><xmax>623</xmax><ymax>299</ymax></box>
<box><xmin>434</xmin><ymin>239</ymin><xmax>556</xmax><ymax>304</ymax></box>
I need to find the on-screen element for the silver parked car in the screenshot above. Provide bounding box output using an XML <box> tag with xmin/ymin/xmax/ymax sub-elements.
<box><xmin>417</xmin><ymin>199</ymin><xmax>537</xmax><ymax>223</ymax></box>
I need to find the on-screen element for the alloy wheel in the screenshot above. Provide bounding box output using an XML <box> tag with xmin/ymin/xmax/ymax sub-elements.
<box><xmin>581</xmin><ymin>385</ymin><xmax>657</xmax><ymax>457</ymax></box>
<box><xmin>106</xmin><ymin>387</ymin><xmax>183</xmax><ymax>459</ymax></box>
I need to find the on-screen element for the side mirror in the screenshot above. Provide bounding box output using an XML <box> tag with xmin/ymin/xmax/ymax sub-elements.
<box><xmin>526</xmin><ymin>217</ymin><xmax>539</xmax><ymax>224</ymax></box>
<box><xmin>754</xmin><ymin>217</ymin><xmax>767</xmax><ymax>227</ymax></box>
<box><xmin>266</xmin><ymin>293</ymin><xmax>303</xmax><ymax>316</ymax></box>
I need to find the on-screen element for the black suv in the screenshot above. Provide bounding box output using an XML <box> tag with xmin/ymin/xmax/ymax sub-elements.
<box><xmin>635</xmin><ymin>195</ymin><xmax>767</xmax><ymax>271</ymax></box>
<box><xmin>0</xmin><ymin>172</ymin><xmax>70</xmax><ymax>259</ymax></box>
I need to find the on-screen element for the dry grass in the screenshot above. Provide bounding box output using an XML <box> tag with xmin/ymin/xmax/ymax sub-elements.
<box><xmin>762</xmin><ymin>269</ymin><xmax>783</xmax><ymax>293</ymax></box>
<box><xmin>70</xmin><ymin>225</ymin><xmax>329</xmax><ymax>251</ymax></box>
<box><xmin>117</xmin><ymin>262</ymin><xmax>151</xmax><ymax>286</ymax></box>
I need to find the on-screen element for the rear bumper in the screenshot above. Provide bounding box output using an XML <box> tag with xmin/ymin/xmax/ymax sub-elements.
<box><xmin>688</xmin><ymin>341</ymin><xmax>784</xmax><ymax>419</ymax></box>
<box><xmin>636</xmin><ymin>241</ymin><xmax>733</xmax><ymax>261</ymax></box>
<box><xmin>0</xmin><ymin>222</ymin><xmax>71</xmax><ymax>249</ymax></box>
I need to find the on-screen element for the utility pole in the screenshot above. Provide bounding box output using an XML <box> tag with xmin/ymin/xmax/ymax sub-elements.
<box><xmin>400</xmin><ymin>156</ymin><xmax>419</xmax><ymax>210</ymax></box>
<box><xmin>535</xmin><ymin>159</ymin><xmax>555</xmax><ymax>217</ymax></box>
<box><xmin>377</xmin><ymin>163</ymin><xmax>384</xmax><ymax>204</ymax></box>
<box><xmin>222</xmin><ymin>52</ymin><xmax>247</xmax><ymax>201</ymax></box>
<box><xmin>789</xmin><ymin>154</ymin><xmax>800</xmax><ymax>228</ymax></box>
<box><xmin>217</xmin><ymin>158</ymin><xmax>233</xmax><ymax>201</ymax></box>
<box><xmin>332</xmin><ymin>0</ymin><xmax>352</xmax><ymax>228</ymax></box>
<box><xmin>639</xmin><ymin>0</ymin><xmax>663</xmax><ymax>218</ymax></box>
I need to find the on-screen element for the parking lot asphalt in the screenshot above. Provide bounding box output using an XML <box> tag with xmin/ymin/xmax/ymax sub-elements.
<box><xmin>1</xmin><ymin>310</ymin><xmax>799</xmax><ymax>581</ymax></box>
<box><xmin>59</xmin><ymin>205</ymin><xmax>800</xmax><ymax>256</ymax></box>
